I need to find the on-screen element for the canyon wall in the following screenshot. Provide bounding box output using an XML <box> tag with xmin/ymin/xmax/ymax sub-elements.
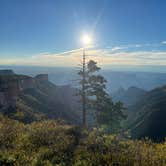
<box><xmin>0</xmin><ymin>70</ymin><xmax>48</xmax><ymax>109</ymax></box>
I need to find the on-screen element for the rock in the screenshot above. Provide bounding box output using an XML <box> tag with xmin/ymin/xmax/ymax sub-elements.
<box><xmin>35</xmin><ymin>74</ymin><xmax>48</xmax><ymax>82</ymax></box>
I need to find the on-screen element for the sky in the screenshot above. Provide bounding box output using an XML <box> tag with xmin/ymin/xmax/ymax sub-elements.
<box><xmin>0</xmin><ymin>0</ymin><xmax>166</xmax><ymax>71</ymax></box>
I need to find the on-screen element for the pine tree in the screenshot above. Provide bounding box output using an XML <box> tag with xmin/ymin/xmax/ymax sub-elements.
<box><xmin>78</xmin><ymin>59</ymin><xmax>126</xmax><ymax>131</ymax></box>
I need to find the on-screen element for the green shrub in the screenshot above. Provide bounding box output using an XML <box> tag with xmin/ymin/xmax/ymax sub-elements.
<box><xmin>0</xmin><ymin>116</ymin><xmax>165</xmax><ymax>166</ymax></box>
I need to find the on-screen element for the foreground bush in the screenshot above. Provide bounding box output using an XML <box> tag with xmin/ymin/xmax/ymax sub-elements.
<box><xmin>73</xmin><ymin>130</ymin><xmax>166</xmax><ymax>166</ymax></box>
<box><xmin>0</xmin><ymin>116</ymin><xmax>165</xmax><ymax>166</ymax></box>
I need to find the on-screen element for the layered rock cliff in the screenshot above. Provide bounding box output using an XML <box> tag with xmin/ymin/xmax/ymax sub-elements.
<box><xmin>0</xmin><ymin>70</ymin><xmax>49</xmax><ymax>109</ymax></box>
<box><xmin>0</xmin><ymin>70</ymin><xmax>80</xmax><ymax>124</ymax></box>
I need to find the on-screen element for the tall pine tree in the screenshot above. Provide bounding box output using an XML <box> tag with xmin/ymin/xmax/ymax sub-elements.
<box><xmin>78</xmin><ymin>59</ymin><xmax>126</xmax><ymax>131</ymax></box>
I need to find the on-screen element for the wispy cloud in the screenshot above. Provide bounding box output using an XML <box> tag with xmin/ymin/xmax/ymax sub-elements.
<box><xmin>111</xmin><ymin>46</ymin><xmax>125</xmax><ymax>51</ymax></box>
<box><xmin>161</xmin><ymin>41</ymin><xmax>166</xmax><ymax>44</ymax></box>
<box><xmin>1</xmin><ymin>42</ymin><xmax>166</xmax><ymax>67</ymax></box>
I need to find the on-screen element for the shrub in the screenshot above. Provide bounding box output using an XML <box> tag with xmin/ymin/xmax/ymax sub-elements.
<box><xmin>0</xmin><ymin>117</ymin><xmax>165</xmax><ymax>166</ymax></box>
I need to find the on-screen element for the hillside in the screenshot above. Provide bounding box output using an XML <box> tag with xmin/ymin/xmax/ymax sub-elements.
<box><xmin>127</xmin><ymin>85</ymin><xmax>166</xmax><ymax>141</ymax></box>
<box><xmin>0</xmin><ymin>70</ymin><xmax>81</xmax><ymax>124</ymax></box>
<box><xmin>1</xmin><ymin>70</ymin><xmax>166</xmax><ymax>141</ymax></box>
<box><xmin>0</xmin><ymin>116</ymin><xmax>165</xmax><ymax>166</ymax></box>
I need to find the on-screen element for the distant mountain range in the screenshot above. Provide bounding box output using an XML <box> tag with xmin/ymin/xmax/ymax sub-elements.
<box><xmin>1</xmin><ymin>66</ymin><xmax>166</xmax><ymax>92</ymax></box>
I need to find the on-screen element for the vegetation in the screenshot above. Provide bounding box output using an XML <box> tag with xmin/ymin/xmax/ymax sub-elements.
<box><xmin>1</xmin><ymin>78</ymin><xmax>80</xmax><ymax>124</ymax></box>
<box><xmin>0</xmin><ymin>115</ymin><xmax>165</xmax><ymax>166</ymax></box>
<box><xmin>0</xmin><ymin>67</ymin><xmax>166</xmax><ymax>165</ymax></box>
<box><xmin>125</xmin><ymin>85</ymin><xmax>166</xmax><ymax>141</ymax></box>
<box><xmin>78</xmin><ymin>60</ymin><xmax>126</xmax><ymax>131</ymax></box>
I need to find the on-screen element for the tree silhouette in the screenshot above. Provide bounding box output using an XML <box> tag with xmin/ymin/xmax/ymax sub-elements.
<box><xmin>78</xmin><ymin>59</ymin><xmax>126</xmax><ymax>131</ymax></box>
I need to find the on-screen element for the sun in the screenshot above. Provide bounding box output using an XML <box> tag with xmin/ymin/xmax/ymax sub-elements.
<box><xmin>81</xmin><ymin>34</ymin><xmax>92</xmax><ymax>45</ymax></box>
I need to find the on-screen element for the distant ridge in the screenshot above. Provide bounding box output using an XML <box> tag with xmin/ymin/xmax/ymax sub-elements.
<box><xmin>112</xmin><ymin>86</ymin><xmax>146</xmax><ymax>107</ymax></box>
<box><xmin>127</xmin><ymin>85</ymin><xmax>166</xmax><ymax>141</ymax></box>
<box><xmin>0</xmin><ymin>69</ymin><xmax>15</xmax><ymax>75</ymax></box>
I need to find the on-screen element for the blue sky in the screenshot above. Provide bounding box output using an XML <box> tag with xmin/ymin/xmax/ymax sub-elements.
<box><xmin>0</xmin><ymin>0</ymin><xmax>166</xmax><ymax>70</ymax></box>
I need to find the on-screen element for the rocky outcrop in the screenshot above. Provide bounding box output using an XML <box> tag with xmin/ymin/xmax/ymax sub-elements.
<box><xmin>20</xmin><ymin>77</ymin><xmax>36</xmax><ymax>90</ymax></box>
<box><xmin>0</xmin><ymin>70</ymin><xmax>49</xmax><ymax>109</ymax></box>
<box><xmin>0</xmin><ymin>76</ymin><xmax>20</xmax><ymax>108</ymax></box>
<box><xmin>0</xmin><ymin>70</ymin><xmax>80</xmax><ymax>124</ymax></box>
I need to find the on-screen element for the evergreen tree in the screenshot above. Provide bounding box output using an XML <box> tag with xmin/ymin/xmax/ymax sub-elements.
<box><xmin>78</xmin><ymin>59</ymin><xmax>126</xmax><ymax>132</ymax></box>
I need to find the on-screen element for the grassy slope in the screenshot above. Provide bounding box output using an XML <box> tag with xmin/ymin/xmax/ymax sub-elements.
<box><xmin>0</xmin><ymin>116</ymin><xmax>165</xmax><ymax>166</ymax></box>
